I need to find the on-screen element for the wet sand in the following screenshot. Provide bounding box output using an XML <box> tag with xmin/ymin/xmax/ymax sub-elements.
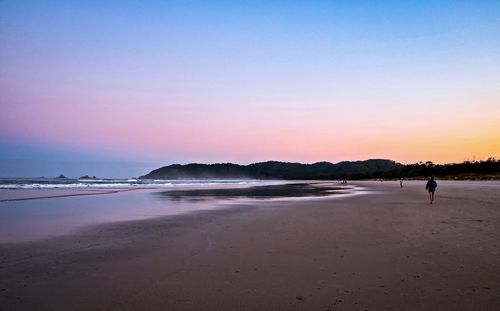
<box><xmin>0</xmin><ymin>188</ymin><xmax>136</xmax><ymax>202</ymax></box>
<box><xmin>1</xmin><ymin>181</ymin><xmax>499</xmax><ymax>310</ymax></box>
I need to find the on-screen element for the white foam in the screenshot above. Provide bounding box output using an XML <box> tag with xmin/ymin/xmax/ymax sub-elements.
<box><xmin>0</xmin><ymin>179</ymin><xmax>280</xmax><ymax>189</ymax></box>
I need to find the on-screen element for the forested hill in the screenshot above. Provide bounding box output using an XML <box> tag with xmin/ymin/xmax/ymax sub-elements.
<box><xmin>139</xmin><ymin>158</ymin><xmax>500</xmax><ymax>180</ymax></box>
<box><xmin>139</xmin><ymin>159</ymin><xmax>403</xmax><ymax>180</ymax></box>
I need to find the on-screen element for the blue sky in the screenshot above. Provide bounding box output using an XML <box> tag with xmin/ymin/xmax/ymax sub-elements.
<box><xmin>1</xmin><ymin>1</ymin><xmax>499</xmax><ymax>178</ymax></box>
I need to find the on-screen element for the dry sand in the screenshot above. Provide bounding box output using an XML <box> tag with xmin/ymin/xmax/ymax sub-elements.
<box><xmin>1</xmin><ymin>180</ymin><xmax>499</xmax><ymax>310</ymax></box>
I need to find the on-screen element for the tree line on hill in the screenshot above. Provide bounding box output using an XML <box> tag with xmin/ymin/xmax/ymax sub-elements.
<box><xmin>139</xmin><ymin>158</ymin><xmax>499</xmax><ymax>180</ymax></box>
<box><xmin>384</xmin><ymin>158</ymin><xmax>499</xmax><ymax>180</ymax></box>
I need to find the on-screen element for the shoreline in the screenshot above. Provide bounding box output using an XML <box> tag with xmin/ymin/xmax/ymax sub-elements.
<box><xmin>1</xmin><ymin>179</ymin><xmax>498</xmax><ymax>203</ymax></box>
<box><xmin>0</xmin><ymin>181</ymin><xmax>359</xmax><ymax>244</ymax></box>
<box><xmin>0</xmin><ymin>180</ymin><xmax>294</xmax><ymax>202</ymax></box>
<box><xmin>1</xmin><ymin>181</ymin><xmax>499</xmax><ymax>310</ymax></box>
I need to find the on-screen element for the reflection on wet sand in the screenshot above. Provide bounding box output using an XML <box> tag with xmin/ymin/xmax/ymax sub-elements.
<box><xmin>155</xmin><ymin>182</ymin><xmax>351</xmax><ymax>202</ymax></box>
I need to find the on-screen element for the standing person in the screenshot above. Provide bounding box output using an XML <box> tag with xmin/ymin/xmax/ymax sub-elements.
<box><xmin>425</xmin><ymin>176</ymin><xmax>438</xmax><ymax>204</ymax></box>
<box><xmin>400</xmin><ymin>178</ymin><xmax>404</xmax><ymax>188</ymax></box>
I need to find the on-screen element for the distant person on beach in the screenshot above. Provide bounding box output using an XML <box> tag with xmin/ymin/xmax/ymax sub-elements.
<box><xmin>425</xmin><ymin>176</ymin><xmax>437</xmax><ymax>204</ymax></box>
<box><xmin>400</xmin><ymin>178</ymin><xmax>404</xmax><ymax>188</ymax></box>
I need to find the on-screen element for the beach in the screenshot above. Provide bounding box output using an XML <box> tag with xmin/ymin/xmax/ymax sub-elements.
<box><xmin>1</xmin><ymin>180</ymin><xmax>499</xmax><ymax>310</ymax></box>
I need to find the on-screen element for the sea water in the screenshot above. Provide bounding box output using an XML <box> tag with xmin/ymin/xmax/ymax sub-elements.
<box><xmin>0</xmin><ymin>177</ymin><xmax>264</xmax><ymax>189</ymax></box>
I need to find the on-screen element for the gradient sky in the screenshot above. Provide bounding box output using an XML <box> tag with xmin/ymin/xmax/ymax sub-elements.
<box><xmin>1</xmin><ymin>0</ymin><xmax>499</xmax><ymax>178</ymax></box>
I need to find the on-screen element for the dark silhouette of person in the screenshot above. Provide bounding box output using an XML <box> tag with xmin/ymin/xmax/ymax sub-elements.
<box><xmin>400</xmin><ymin>178</ymin><xmax>404</xmax><ymax>188</ymax></box>
<box><xmin>425</xmin><ymin>176</ymin><xmax>437</xmax><ymax>204</ymax></box>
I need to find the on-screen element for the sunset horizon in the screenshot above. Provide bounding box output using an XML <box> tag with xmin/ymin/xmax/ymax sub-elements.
<box><xmin>1</xmin><ymin>1</ymin><xmax>499</xmax><ymax>178</ymax></box>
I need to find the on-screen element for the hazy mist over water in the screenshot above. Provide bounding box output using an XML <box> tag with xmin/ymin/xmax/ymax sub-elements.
<box><xmin>0</xmin><ymin>140</ymin><xmax>161</xmax><ymax>178</ymax></box>
<box><xmin>0</xmin><ymin>158</ymin><xmax>159</xmax><ymax>179</ymax></box>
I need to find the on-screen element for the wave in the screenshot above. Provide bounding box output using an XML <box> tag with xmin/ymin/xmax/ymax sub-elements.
<box><xmin>0</xmin><ymin>177</ymin><xmax>274</xmax><ymax>190</ymax></box>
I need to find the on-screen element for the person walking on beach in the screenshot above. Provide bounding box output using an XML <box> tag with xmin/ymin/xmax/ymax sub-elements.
<box><xmin>425</xmin><ymin>176</ymin><xmax>437</xmax><ymax>204</ymax></box>
<box><xmin>400</xmin><ymin>178</ymin><xmax>404</xmax><ymax>188</ymax></box>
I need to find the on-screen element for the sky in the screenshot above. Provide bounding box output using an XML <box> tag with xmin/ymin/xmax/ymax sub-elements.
<box><xmin>1</xmin><ymin>0</ymin><xmax>499</xmax><ymax>178</ymax></box>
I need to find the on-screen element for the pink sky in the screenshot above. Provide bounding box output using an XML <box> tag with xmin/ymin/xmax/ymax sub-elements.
<box><xmin>2</xmin><ymin>77</ymin><xmax>498</xmax><ymax>164</ymax></box>
<box><xmin>1</xmin><ymin>1</ymin><xmax>499</xmax><ymax>172</ymax></box>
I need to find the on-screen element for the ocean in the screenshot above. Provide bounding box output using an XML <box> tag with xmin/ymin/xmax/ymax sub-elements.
<box><xmin>0</xmin><ymin>177</ymin><xmax>265</xmax><ymax>189</ymax></box>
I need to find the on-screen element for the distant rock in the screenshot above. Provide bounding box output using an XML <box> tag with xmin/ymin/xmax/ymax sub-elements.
<box><xmin>56</xmin><ymin>174</ymin><xmax>67</xmax><ymax>179</ymax></box>
<box><xmin>79</xmin><ymin>175</ymin><xmax>97</xmax><ymax>180</ymax></box>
